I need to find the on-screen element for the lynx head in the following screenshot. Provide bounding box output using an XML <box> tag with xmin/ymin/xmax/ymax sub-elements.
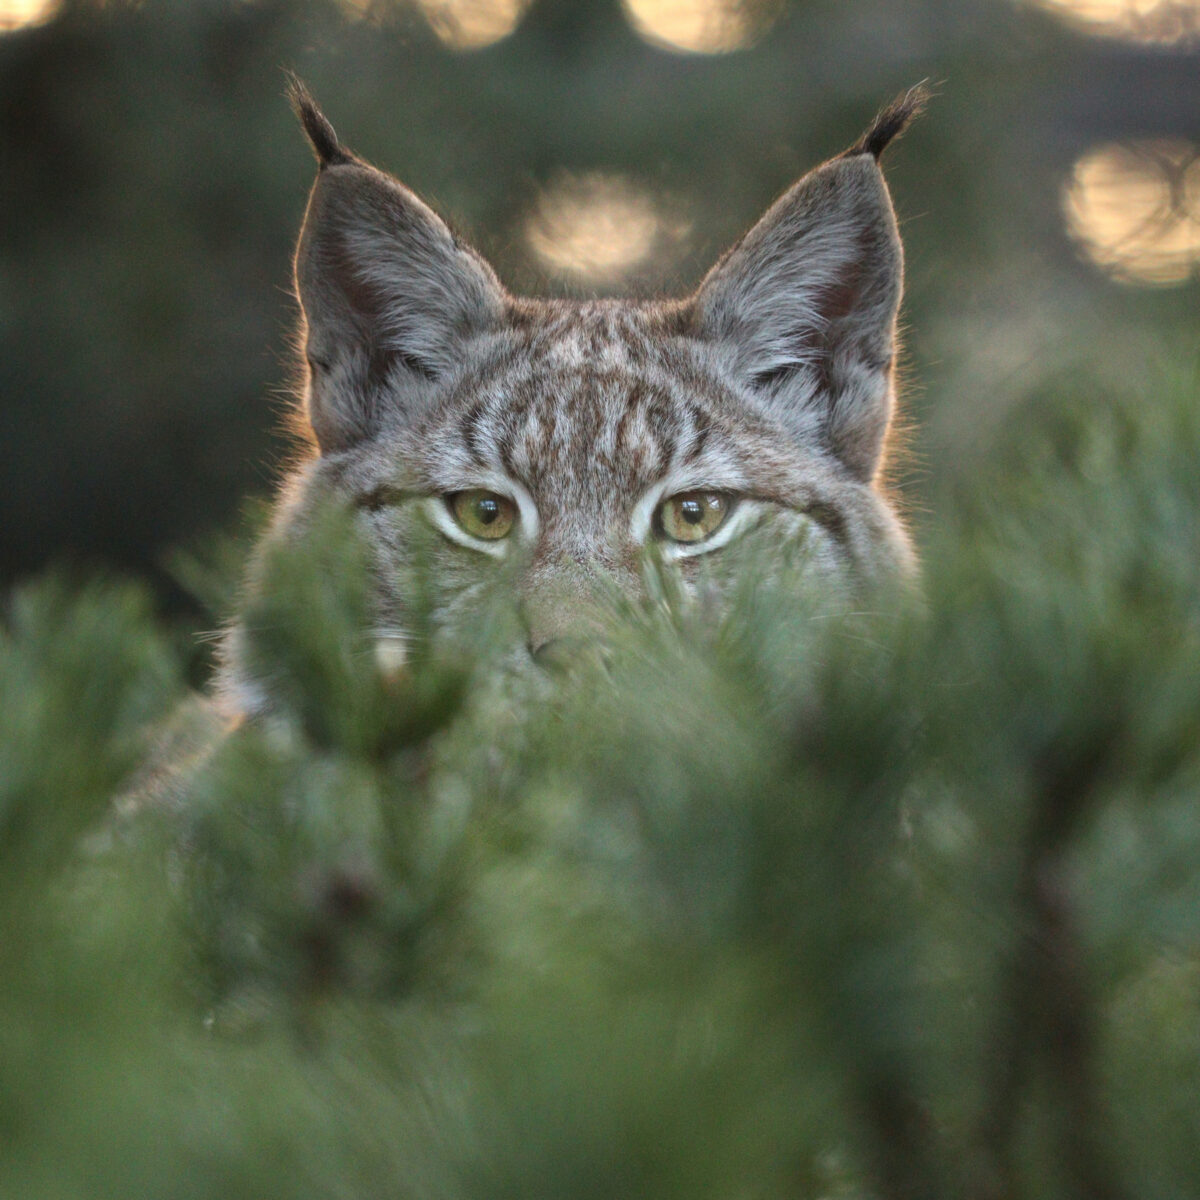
<box><xmin>221</xmin><ymin>84</ymin><xmax>925</xmax><ymax>713</ymax></box>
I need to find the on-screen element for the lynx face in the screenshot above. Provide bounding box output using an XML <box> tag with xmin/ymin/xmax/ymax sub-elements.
<box><xmin>219</xmin><ymin>86</ymin><xmax>924</xmax><ymax>714</ymax></box>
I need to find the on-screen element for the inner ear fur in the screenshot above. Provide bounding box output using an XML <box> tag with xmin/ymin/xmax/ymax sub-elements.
<box><xmin>689</xmin><ymin>141</ymin><xmax>909</xmax><ymax>483</ymax></box>
<box><xmin>292</xmin><ymin>104</ymin><xmax>505</xmax><ymax>454</ymax></box>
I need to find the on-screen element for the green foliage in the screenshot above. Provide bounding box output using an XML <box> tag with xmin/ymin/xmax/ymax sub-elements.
<box><xmin>0</xmin><ymin>577</ymin><xmax>180</xmax><ymax>877</ymax></box>
<box><xmin>3</xmin><ymin>364</ymin><xmax>1200</xmax><ymax>1199</ymax></box>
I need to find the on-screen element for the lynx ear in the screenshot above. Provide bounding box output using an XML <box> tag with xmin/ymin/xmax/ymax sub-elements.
<box><xmin>289</xmin><ymin>86</ymin><xmax>505</xmax><ymax>453</ymax></box>
<box><xmin>691</xmin><ymin>91</ymin><xmax>924</xmax><ymax>482</ymax></box>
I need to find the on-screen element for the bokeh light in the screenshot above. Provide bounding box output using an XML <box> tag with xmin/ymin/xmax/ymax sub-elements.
<box><xmin>1031</xmin><ymin>0</ymin><xmax>1200</xmax><ymax>44</ymax></box>
<box><xmin>622</xmin><ymin>0</ymin><xmax>781</xmax><ymax>54</ymax></box>
<box><xmin>525</xmin><ymin>173</ymin><xmax>688</xmax><ymax>285</ymax></box>
<box><xmin>412</xmin><ymin>0</ymin><xmax>531</xmax><ymax>49</ymax></box>
<box><xmin>1064</xmin><ymin>140</ymin><xmax>1200</xmax><ymax>285</ymax></box>
<box><xmin>0</xmin><ymin>0</ymin><xmax>60</xmax><ymax>33</ymax></box>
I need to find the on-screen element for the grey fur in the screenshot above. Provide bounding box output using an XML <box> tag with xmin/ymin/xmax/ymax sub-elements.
<box><xmin>689</xmin><ymin>153</ymin><xmax>904</xmax><ymax>480</ymax></box>
<box><xmin>294</xmin><ymin>156</ymin><xmax>505</xmax><ymax>451</ymax></box>
<box><xmin>217</xmin><ymin>88</ymin><xmax>926</xmax><ymax>713</ymax></box>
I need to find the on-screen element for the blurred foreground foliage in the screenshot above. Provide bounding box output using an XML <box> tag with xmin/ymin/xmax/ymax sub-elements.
<box><xmin>2</xmin><ymin>363</ymin><xmax>1200</xmax><ymax>1199</ymax></box>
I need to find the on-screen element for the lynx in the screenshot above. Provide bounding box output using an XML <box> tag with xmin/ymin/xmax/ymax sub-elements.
<box><xmin>217</xmin><ymin>83</ymin><xmax>925</xmax><ymax>717</ymax></box>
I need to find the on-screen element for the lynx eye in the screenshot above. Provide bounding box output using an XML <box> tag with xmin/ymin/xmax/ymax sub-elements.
<box><xmin>448</xmin><ymin>490</ymin><xmax>516</xmax><ymax>541</ymax></box>
<box><xmin>657</xmin><ymin>492</ymin><xmax>731</xmax><ymax>544</ymax></box>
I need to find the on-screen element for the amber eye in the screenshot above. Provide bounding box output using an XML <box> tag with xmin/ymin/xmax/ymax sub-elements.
<box><xmin>657</xmin><ymin>492</ymin><xmax>731</xmax><ymax>544</ymax></box>
<box><xmin>448</xmin><ymin>490</ymin><xmax>517</xmax><ymax>540</ymax></box>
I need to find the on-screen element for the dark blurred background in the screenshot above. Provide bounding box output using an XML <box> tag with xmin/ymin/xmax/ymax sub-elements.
<box><xmin>1</xmin><ymin>0</ymin><xmax>1197</xmax><ymax>602</ymax></box>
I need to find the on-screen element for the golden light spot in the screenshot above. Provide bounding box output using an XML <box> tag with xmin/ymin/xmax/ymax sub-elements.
<box><xmin>412</xmin><ymin>0</ymin><xmax>531</xmax><ymax>49</ymax></box>
<box><xmin>1064</xmin><ymin>141</ymin><xmax>1200</xmax><ymax>285</ymax></box>
<box><xmin>0</xmin><ymin>0</ymin><xmax>60</xmax><ymax>33</ymax></box>
<box><xmin>1031</xmin><ymin>0</ymin><xmax>1200</xmax><ymax>44</ymax></box>
<box><xmin>622</xmin><ymin>0</ymin><xmax>781</xmax><ymax>54</ymax></box>
<box><xmin>525</xmin><ymin>173</ymin><xmax>688</xmax><ymax>285</ymax></box>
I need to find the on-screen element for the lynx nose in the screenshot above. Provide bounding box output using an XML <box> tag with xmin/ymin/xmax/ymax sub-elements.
<box><xmin>529</xmin><ymin>635</ymin><xmax>589</xmax><ymax>673</ymax></box>
<box><xmin>521</xmin><ymin>580</ymin><xmax>603</xmax><ymax>670</ymax></box>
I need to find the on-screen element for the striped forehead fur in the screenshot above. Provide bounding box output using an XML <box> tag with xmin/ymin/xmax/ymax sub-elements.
<box><xmin>419</xmin><ymin>304</ymin><xmax>767</xmax><ymax>492</ymax></box>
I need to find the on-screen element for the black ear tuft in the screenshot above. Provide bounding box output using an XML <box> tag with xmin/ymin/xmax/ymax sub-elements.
<box><xmin>843</xmin><ymin>82</ymin><xmax>932</xmax><ymax>161</ymax></box>
<box><xmin>286</xmin><ymin>73</ymin><xmax>352</xmax><ymax>169</ymax></box>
